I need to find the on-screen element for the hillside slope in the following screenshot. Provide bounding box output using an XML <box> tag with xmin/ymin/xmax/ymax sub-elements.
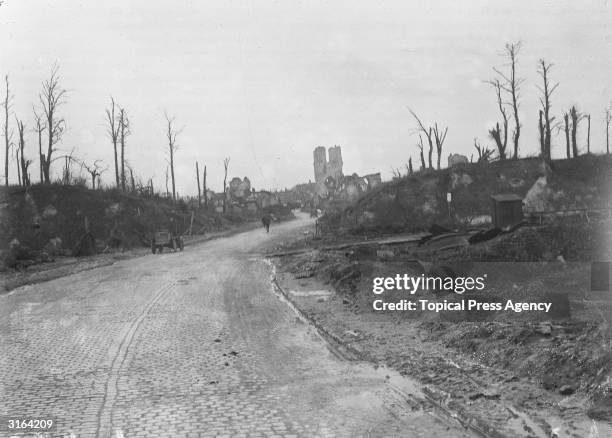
<box><xmin>323</xmin><ymin>154</ymin><xmax>612</xmax><ymax>235</ymax></box>
<box><xmin>0</xmin><ymin>185</ymin><xmax>244</xmax><ymax>267</ymax></box>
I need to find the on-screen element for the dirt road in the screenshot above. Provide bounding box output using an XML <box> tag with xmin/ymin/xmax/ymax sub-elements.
<box><xmin>0</xmin><ymin>215</ymin><xmax>473</xmax><ymax>437</ymax></box>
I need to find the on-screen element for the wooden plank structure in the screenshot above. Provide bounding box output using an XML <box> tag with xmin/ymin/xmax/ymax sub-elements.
<box><xmin>491</xmin><ymin>194</ymin><xmax>524</xmax><ymax>229</ymax></box>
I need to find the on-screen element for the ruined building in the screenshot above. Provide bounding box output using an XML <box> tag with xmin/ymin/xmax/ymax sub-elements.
<box><xmin>312</xmin><ymin>145</ymin><xmax>381</xmax><ymax>201</ymax></box>
<box><xmin>313</xmin><ymin>146</ymin><xmax>343</xmax><ymax>197</ymax></box>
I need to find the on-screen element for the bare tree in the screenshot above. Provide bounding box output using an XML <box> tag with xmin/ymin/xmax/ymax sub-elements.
<box><xmin>81</xmin><ymin>159</ymin><xmax>106</xmax><ymax>189</ymax></box>
<box><xmin>606</xmin><ymin>106</ymin><xmax>611</xmax><ymax>155</ymax></box>
<box><xmin>13</xmin><ymin>139</ymin><xmax>20</xmax><ymax>186</ymax></box>
<box><xmin>118</xmin><ymin>106</ymin><xmax>130</xmax><ymax>191</ymax></box>
<box><xmin>196</xmin><ymin>161</ymin><xmax>201</xmax><ymax>208</ymax></box>
<box><xmin>59</xmin><ymin>150</ymin><xmax>76</xmax><ymax>185</ymax></box>
<box><xmin>223</xmin><ymin>157</ymin><xmax>230</xmax><ymax>213</ymax></box>
<box><xmin>202</xmin><ymin>164</ymin><xmax>207</xmax><ymax>208</ymax></box>
<box><xmin>486</xmin><ymin>78</ymin><xmax>508</xmax><ymax>160</ymax></box>
<box><xmin>164</xmin><ymin>111</ymin><xmax>182</xmax><ymax>200</ymax></box>
<box><xmin>493</xmin><ymin>42</ymin><xmax>523</xmax><ymax>159</ymax></box>
<box><xmin>536</xmin><ymin>59</ymin><xmax>558</xmax><ymax>163</ymax></box>
<box><xmin>165</xmin><ymin>165</ymin><xmax>170</xmax><ymax>198</ymax></box>
<box><xmin>126</xmin><ymin>162</ymin><xmax>136</xmax><ymax>192</ymax></box>
<box><xmin>410</xmin><ymin>109</ymin><xmax>434</xmax><ymax>169</ymax></box>
<box><xmin>105</xmin><ymin>97</ymin><xmax>120</xmax><ymax>187</ymax></box>
<box><xmin>33</xmin><ymin>106</ymin><xmax>46</xmax><ymax>183</ymax></box>
<box><xmin>473</xmin><ymin>138</ymin><xmax>494</xmax><ymax>163</ymax></box>
<box><xmin>15</xmin><ymin>117</ymin><xmax>30</xmax><ymax>186</ymax></box>
<box><xmin>39</xmin><ymin>64</ymin><xmax>67</xmax><ymax>183</ymax></box>
<box><xmin>562</xmin><ymin>112</ymin><xmax>571</xmax><ymax>159</ymax></box>
<box><xmin>586</xmin><ymin>114</ymin><xmax>591</xmax><ymax>154</ymax></box>
<box><xmin>3</xmin><ymin>75</ymin><xmax>12</xmax><ymax>186</ymax></box>
<box><xmin>408</xmin><ymin>157</ymin><xmax>413</xmax><ymax>175</ymax></box>
<box><xmin>416</xmin><ymin>135</ymin><xmax>426</xmax><ymax>170</ymax></box>
<box><xmin>433</xmin><ymin>123</ymin><xmax>448</xmax><ymax>169</ymax></box>
<box><xmin>569</xmin><ymin>105</ymin><xmax>581</xmax><ymax>158</ymax></box>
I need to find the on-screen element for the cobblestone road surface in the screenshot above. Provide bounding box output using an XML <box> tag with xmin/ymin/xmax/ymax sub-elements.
<box><xmin>0</xmin><ymin>216</ymin><xmax>473</xmax><ymax>437</ymax></box>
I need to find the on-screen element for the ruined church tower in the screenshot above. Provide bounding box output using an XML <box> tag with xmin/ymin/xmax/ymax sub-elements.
<box><xmin>313</xmin><ymin>145</ymin><xmax>343</xmax><ymax>197</ymax></box>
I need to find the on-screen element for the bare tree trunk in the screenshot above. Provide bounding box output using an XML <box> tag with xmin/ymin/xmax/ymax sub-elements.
<box><xmin>40</xmin><ymin>64</ymin><xmax>67</xmax><ymax>183</ymax></box>
<box><xmin>165</xmin><ymin>166</ymin><xmax>169</xmax><ymax>197</ymax></box>
<box><xmin>607</xmin><ymin>108</ymin><xmax>611</xmax><ymax>155</ymax></box>
<box><xmin>203</xmin><ymin>165</ymin><xmax>207</xmax><ymax>208</ymax></box>
<box><xmin>487</xmin><ymin>79</ymin><xmax>508</xmax><ymax>160</ymax></box>
<box><xmin>14</xmin><ymin>144</ymin><xmax>21</xmax><ymax>186</ymax></box>
<box><xmin>508</xmin><ymin>43</ymin><xmax>522</xmax><ymax>159</ymax></box>
<box><xmin>538</xmin><ymin>60</ymin><xmax>558</xmax><ymax>163</ymax></box>
<box><xmin>120</xmin><ymin>127</ymin><xmax>125</xmax><ymax>191</ymax></box>
<box><xmin>170</xmin><ymin>147</ymin><xmax>175</xmax><ymax>200</ymax></box>
<box><xmin>416</xmin><ymin>135</ymin><xmax>426</xmax><ymax>170</ymax></box>
<box><xmin>196</xmin><ymin>161</ymin><xmax>201</xmax><ymax>208</ymax></box>
<box><xmin>408</xmin><ymin>157</ymin><xmax>413</xmax><ymax>175</ymax></box>
<box><xmin>538</xmin><ymin>110</ymin><xmax>545</xmax><ymax>158</ymax></box>
<box><xmin>3</xmin><ymin>75</ymin><xmax>10</xmax><ymax>187</ymax></box>
<box><xmin>563</xmin><ymin>113</ymin><xmax>570</xmax><ymax>159</ymax></box>
<box><xmin>427</xmin><ymin>127</ymin><xmax>433</xmax><ymax>169</ymax></box>
<box><xmin>38</xmin><ymin>129</ymin><xmax>43</xmax><ymax>182</ymax></box>
<box><xmin>586</xmin><ymin>114</ymin><xmax>590</xmax><ymax>154</ymax></box>
<box><xmin>164</xmin><ymin>112</ymin><xmax>180</xmax><ymax>201</ymax></box>
<box><xmin>16</xmin><ymin>118</ymin><xmax>30</xmax><ymax>186</ymax></box>
<box><xmin>570</xmin><ymin>106</ymin><xmax>579</xmax><ymax>158</ymax></box>
<box><xmin>34</xmin><ymin>110</ymin><xmax>44</xmax><ymax>183</ymax></box>
<box><xmin>223</xmin><ymin>158</ymin><xmax>230</xmax><ymax>213</ymax></box>
<box><xmin>105</xmin><ymin>97</ymin><xmax>120</xmax><ymax>187</ymax></box>
<box><xmin>433</xmin><ymin>123</ymin><xmax>448</xmax><ymax>169</ymax></box>
<box><xmin>118</xmin><ymin>107</ymin><xmax>129</xmax><ymax>191</ymax></box>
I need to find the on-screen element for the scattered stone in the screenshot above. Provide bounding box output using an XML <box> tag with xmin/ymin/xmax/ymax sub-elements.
<box><xmin>105</xmin><ymin>202</ymin><xmax>122</xmax><ymax>216</ymax></box>
<box><xmin>213</xmin><ymin>338</ymin><xmax>221</xmax><ymax>343</ymax></box>
<box><xmin>559</xmin><ymin>384</ymin><xmax>576</xmax><ymax>395</ymax></box>
<box><xmin>376</xmin><ymin>249</ymin><xmax>395</xmax><ymax>260</ymax></box>
<box><xmin>536</xmin><ymin>322</ymin><xmax>552</xmax><ymax>336</ymax></box>
<box><xmin>42</xmin><ymin>204</ymin><xmax>58</xmax><ymax>218</ymax></box>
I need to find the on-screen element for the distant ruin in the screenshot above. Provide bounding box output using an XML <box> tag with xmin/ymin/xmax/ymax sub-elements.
<box><xmin>313</xmin><ymin>146</ymin><xmax>344</xmax><ymax>197</ymax></box>
<box><xmin>313</xmin><ymin>146</ymin><xmax>381</xmax><ymax>201</ymax></box>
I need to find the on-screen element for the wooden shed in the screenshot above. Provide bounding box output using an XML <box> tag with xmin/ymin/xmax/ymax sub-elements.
<box><xmin>491</xmin><ymin>194</ymin><xmax>524</xmax><ymax>229</ymax></box>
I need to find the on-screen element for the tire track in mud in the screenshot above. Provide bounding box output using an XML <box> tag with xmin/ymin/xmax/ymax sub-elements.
<box><xmin>94</xmin><ymin>280</ymin><xmax>177</xmax><ymax>438</ymax></box>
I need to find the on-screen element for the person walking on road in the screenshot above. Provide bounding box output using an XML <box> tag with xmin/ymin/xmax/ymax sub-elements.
<box><xmin>261</xmin><ymin>215</ymin><xmax>271</xmax><ymax>233</ymax></box>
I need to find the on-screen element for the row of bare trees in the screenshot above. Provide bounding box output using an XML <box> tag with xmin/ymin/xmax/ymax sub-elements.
<box><xmin>2</xmin><ymin>65</ymin><xmax>67</xmax><ymax>187</ymax></box>
<box><xmin>105</xmin><ymin>97</ymin><xmax>131</xmax><ymax>191</ymax></box>
<box><xmin>408</xmin><ymin>42</ymin><xmax>611</xmax><ymax>173</ymax></box>
<box><xmin>1</xmin><ymin>64</ymin><xmax>235</xmax><ymax>209</ymax></box>
<box><xmin>410</xmin><ymin>109</ymin><xmax>448</xmax><ymax>171</ymax></box>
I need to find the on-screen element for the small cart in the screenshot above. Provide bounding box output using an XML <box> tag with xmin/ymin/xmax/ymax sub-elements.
<box><xmin>151</xmin><ymin>230</ymin><xmax>184</xmax><ymax>254</ymax></box>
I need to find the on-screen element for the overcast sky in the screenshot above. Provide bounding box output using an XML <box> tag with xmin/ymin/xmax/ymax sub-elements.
<box><xmin>1</xmin><ymin>0</ymin><xmax>611</xmax><ymax>195</ymax></box>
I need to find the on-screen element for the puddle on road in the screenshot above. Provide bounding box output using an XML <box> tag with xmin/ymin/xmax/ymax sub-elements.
<box><xmin>288</xmin><ymin>289</ymin><xmax>332</xmax><ymax>298</ymax></box>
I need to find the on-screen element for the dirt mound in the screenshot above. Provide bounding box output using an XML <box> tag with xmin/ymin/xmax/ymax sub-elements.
<box><xmin>320</xmin><ymin>155</ymin><xmax>612</xmax><ymax>236</ymax></box>
<box><xmin>0</xmin><ymin>184</ymin><xmax>245</xmax><ymax>268</ymax></box>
